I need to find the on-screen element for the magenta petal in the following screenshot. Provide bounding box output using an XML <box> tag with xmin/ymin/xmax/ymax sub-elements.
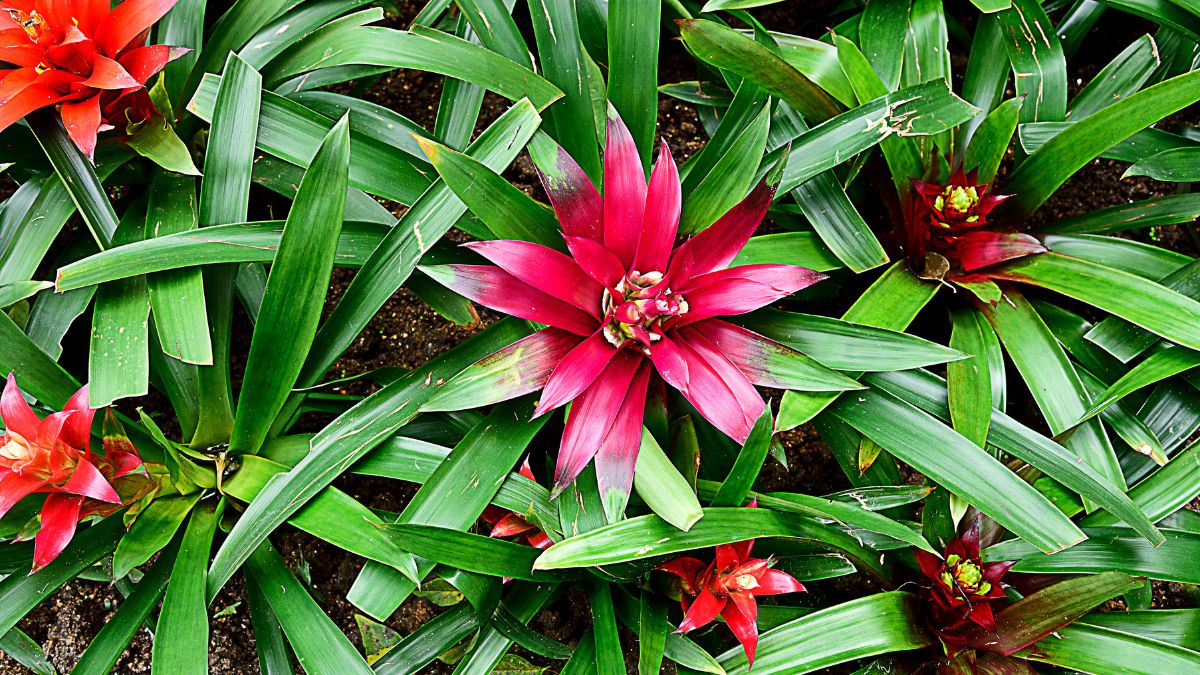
<box><xmin>554</xmin><ymin>352</ymin><xmax>642</xmax><ymax>493</ymax></box>
<box><xmin>670</xmin><ymin>328</ymin><xmax>765</xmax><ymax>443</ymax></box>
<box><xmin>677</xmin><ymin>265</ymin><xmax>826</xmax><ymax>325</ymax></box>
<box><xmin>35</xmin><ymin>411</ymin><xmax>70</xmax><ymax>451</ymax></box>
<box><xmin>723</xmin><ymin>595</ymin><xmax>760</xmax><ymax>667</ymax></box>
<box><xmin>535</xmin><ymin>142</ymin><xmax>603</xmax><ymax>241</ymax></box>
<box><xmin>0</xmin><ymin>472</ymin><xmax>46</xmax><ymax>518</ymax></box>
<box><xmin>635</xmin><ymin>140</ymin><xmax>681</xmax><ymax>273</ymax></box>
<box><xmin>668</xmin><ymin>178</ymin><xmax>776</xmax><ymax>284</ymax></box>
<box><xmin>594</xmin><ymin>361</ymin><xmax>652</xmax><ymax>513</ymax></box>
<box><xmin>1</xmin><ymin>373</ymin><xmax>40</xmax><ymax>438</ymax></box>
<box><xmin>60</xmin><ymin>459</ymin><xmax>120</xmax><ymax>504</ymax></box>
<box><xmin>690</xmin><ymin>320</ymin><xmax>797</xmax><ymax>388</ymax></box>
<box><xmin>564</xmin><ymin>234</ymin><xmax>628</xmax><ymax>288</ymax></box>
<box><xmin>678</xmin><ymin>587</ymin><xmax>726</xmax><ymax>633</ymax></box>
<box><xmin>950</xmin><ymin>232</ymin><xmax>1047</xmax><ymax>272</ymax></box>
<box><xmin>648</xmin><ymin>334</ymin><xmax>691</xmax><ymax>392</ymax></box>
<box><xmin>602</xmin><ymin>106</ymin><xmax>647</xmax><ymax>267</ymax></box>
<box><xmin>60</xmin><ymin>386</ymin><xmax>95</xmax><ymax>452</ymax></box>
<box><xmin>33</xmin><ymin>493</ymin><xmax>84</xmax><ymax>571</ymax></box>
<box><xmin>420</xmin><ymin>264</ymin><xmax>598</xmax><ymax>336</ymax></box>
<box><xmin>464</xmin><ymin>240</ymin><xmax>604</xmax><ymax>316</ymax></box>
<box><xmin>535</xmin><ymin>331</ymin><xmax>619</xmax><ymax>417</ymax></box>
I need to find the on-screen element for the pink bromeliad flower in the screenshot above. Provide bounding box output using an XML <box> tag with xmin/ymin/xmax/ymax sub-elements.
<box><xmin>421</xmin><ymin>107</ymin><xmax>832</xmax><ymax>512</ymax></box>
<box><xmin>0</xmin><ymin>373</ymin><xmax>145</xmax><ymax>569</ymax></box>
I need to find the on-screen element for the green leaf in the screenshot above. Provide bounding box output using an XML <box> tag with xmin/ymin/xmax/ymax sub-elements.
<box><xmin>1083</xmin><ymin>437</ymin><xmax>1200</xmax><ymax>526</ymax></box>
<box><xmin>347</xmin><ymin>397</ymin><xmax>548</xmax><ymax>619</ymax></box>
<box><xmin>413</xmin><ymin>136</ymin><xmax>560</xmax><ymax>249</ymax></box>
<box><xmin>947</xmin><ymin>305</ymin><xmax>1002</xmax><ymax>447</ymax></box>
<box><xmin>113</xmin><ymin>493</ymin><xmax>201</xmax><ymax>579</ymax></box>
<box><xmin>1085</xmin><ymin>259</ymin><xmax>1200</xmax><ymax>362</ymax></box>
<box><xmin>1094</xmin><ymin>0</ymin><xmax>1200</xmax><ymax>42</ymax></box>
<box><xmin>962</xmin><ymin>97</ymin><xmax>1020</xmax><ymax>183</ymax></box>
<box><xmin>588</xmin><ymin>581</ymin><xmax>625</xmax><ymax>675</ymax></box>
<box><xmin>0</xmin><ymin>309</ymin><xmax>80</xmax><ymax>409</ymax></box>
<box><xmin>1041</xmin><ymin>193</ymin><xmax>1200</xmax><ymax>234</ymax></box>
<box><xmin>986</xmin><ymin>527</ymin><xmax>1200</xmax><ymax>583</ymax></box>
<box><xmin>681</xmin><ymin>81</ymin><xmax>768</xmax><ymax>197</ymax></box>
<box><xmin>977</xmin><ymin>285</ymin><xmax>1126</xmax><ymax>500</ymax></box>
<box><xmin>229</xmin><ymin>116</ymin><xmax>349</xmax><ymax>454</ymax></box>
<box><xmin>292</xmin><ymin>100</ymin><xmax>542</xmax><ymax>402</ymax></box>
<box><xmin>637</xmin><ymin>592</ymin><xmax>667</xmax><ymax>675</ymax></box>
<box><xmin>608</xmin><ymin>0</ymin><xmax>660</xmax><ymax>164</ymax></box>
<box><xmin>716</xmin><ymin>593</ymin><xmax>932</xmax><ymax>675</ymax></box>
<box><xmin>867</xmin><ymin>368</ymin><xmax>1164</xmax><ymax>544</ymax></box>
<box><xmin>1076</xmin><ymin>346</ymin><xmax>1200</xmax><ymax>427</ymax></box>
<box><xmin>960</xmin><ymin>15</ymin><xmax>1009</xmax><ymax>149</ymax></box>
<box><xmin>0</xmin><ymin>280</ymin><xmax>52</xmax><ymax>308</ymax></box>
<box><xmin>183</xmin><ymin>0</ymin><xmax>295</xmax><ymax>100</ymax></box>
<box><xmin>244</xmin><ymin>542</ymin><xmax>374</xmax><ymax>675</ymax></box>
<box><xmin>769</xmin><ymin>32</ymin><xmax>856</xmax><ymax>107</ymax></box>
<box><xmin>1018</xmin><ymin>623</ymin><xmax>1200</xmax><ymax>674</ymax></box>
<box><xmin>1042</xmin><ymin>234</ymin><xmax>1192</xmax><ymax>278</ymax></box>
<box><xmin>995</xmin><ymin>0</ymin><xmax>1067</xmax><ymax>122</ymax></box>
<box><xmin>678</xmin><ymin>19</ymin><xmax>843</xmax><ymax>122</ymax></box>
<box><xmin>681</xmin><ymin>106</ymin><xmax>771</xmax><ymax>234</ymax></box>
<box><xmin>0</xmin><ymin>516</ymin><xmax>124</xmax><ymax>637</ymax></box>
<box><xmin>188</xmin><ymin>73</ymin><xmax>431</xmax><ymax>205</ymax></box>
<box><xmin>992</xmin><ymin>253</ymin><xmax>1200</xmax><ymax>353</ymax></box>
<box><xmin>710</xmin><ymin>408</ymin><xmax>773</xmax><ymax>507</ymax></box>
<box><xmin>455</xmin><ymin>582</ymin><xmax>556</xmax><ymax>673</ymax></box>
<box><xmin>373</xmin><ymin>604</ymin><xmax>479</xmax><ymax>674</ymax></box>
<box><xmin>695</xmin><ymin>481</ymin><xmax>935</xmax><ymax>553</ymax></box>
<box><xmin>733</xmin><ymin>232</ymin><xmax>843</xmax><ymax>272</ymax></box>
<box><xmin>830</xmin><ymin>385</ymin><xmax>1086</xmax><ymax>553</ymax></box>
<box><xmin>375</xmin><ymin>524</ymin><xmax>568</xmax><ymax>582</ymax></box>
<box><xmin>528</xmin><ymin>0</ymin><xmax>601</xmax><ymax>179</ymax></box>
<box><xmin>1004</xmin><ymin>68</ymin><xmax>1200</xmax><ymax>213</ymax></box>
<box><xmin>1019</xmin><ymin>123</ymin><xmax>1198</xmax><ymax>165</ymax></box>
<box><xmin>153</xmin><ymin>502</ymin><xmax>220</xmax><ymax>675</ymax></box>
<box><xmin>145</xmin><ymin>173</ymin><xmax>211</xmax><ymax>365</ymax></box>
<box><xmin>355</xmin><ymin>614</ymin><xmax>402</xmax><ymax>665</ymax></box>
<box><xmin>0</xmin><ymin>627</ymin><xmax>54</xmax><ymax>675</ymax></box>
<box><xmin>1124</xmin><ymin>147</ymin><xmax>1200</xmax><ymax>181</ymax></box>
<box><xmin>492</xmin><ymin>605</ymin><xmax>572</xmax><ymax>660</ymax></box>
<box><xmin>207</xmin><ymin>319</ymin><xmax>530</xmax><ymax>601</ymax></box>
<box><xmin>1080</xmin><ymin>609</ymin><xmax>1200</xmax><ymax>649</ymax></box>
<box><xmin>26</xmin><ymin>110</ymin><xmax>119</xmax><ymax>247</ymax></box>
<box><xmin>534</xmin><ymin>508</ymin><xmax>889</xmax><ymax>579</ymax></box>
<box><xmin>256</xmin><ymin>24</ymin><xmax>562</xmax><ymax>109</ymax></box>
<box><xmin>88</xmin><ymin>203</ymin><xmax>150</xmax><ymax>407</ymax></box>
<box><xmin>56</xmin><ymin>221</ymin><xmax>387</xmax><ymax>290</ymax></box>
<box><xmin>858</xmin><ymin>0</ymin><xmax>909</xmax><ymax>90</ymax></box>
<box><xmin>737</xmin><ymin>309</ymin><xmax>963</xmax><ymax>372</ymax></box>
<box><xmin>633</xmin><ymin>428</ymin><xmax>704</xmax><ymax>531</ymax></box>
<box><xmin>1070</xmin><ymin>34</ymin><xmax>1160</xmax><ymax>119</ymax></box>
<box><xmin>126</xmin><ymin>115</ymin><xmax>202</xmax><ymax>175</ymax></box>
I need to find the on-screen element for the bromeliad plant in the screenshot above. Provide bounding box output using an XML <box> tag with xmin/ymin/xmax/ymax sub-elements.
<box><xmin>0</xmin><ymin>0</ymin><xmax>1198</xmax><ymax>672</ymax></box>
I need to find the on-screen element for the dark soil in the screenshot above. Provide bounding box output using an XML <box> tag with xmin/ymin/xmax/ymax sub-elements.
<box><xmin>4</xmin><ymin>2</ymin><xmax>1198</xmax><ymax>674</ymax></box>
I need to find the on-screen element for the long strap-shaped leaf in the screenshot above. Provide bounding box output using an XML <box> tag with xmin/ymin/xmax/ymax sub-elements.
<box><xmin>152</xmin><ymin>502</ymin><xmax>220</xmax><ymax>674</ymax></box>
<box><xmin>26</xmin><ymin>110</ymin><xmax>118</xmax><ymax>248</ymax></box>
<box><xmin>830</xmin><ymin>384</ymin><xmax>1085</xmax><ymax>553</ymax></box>
<box><xmin>229</xmin><ymin>115</ymin><xmax>349</xmax><ymax>454</ymax></box>
<box><xmin>986</xmin><ymin>527</ymin><xmax>1200</xmax><ymax>584</ymax></box>
<box><xmin>1017</xmin><ymin>622</ymin><xmax>1200</xmax><ymax>675</ymax></box>
<box><xmin>206</xmin><ymin>318</ymin><xmax>530</xmax><ymax>600</ymax></box>
<box><xmin>866</xmin><ymin>368</ymin><xmax>1162</xmax><ymax>545</ymax></box>
<box><xmin>244</xmin><ymin>542</ymin><xmax>373</xmax><ymax>675</ymax></box>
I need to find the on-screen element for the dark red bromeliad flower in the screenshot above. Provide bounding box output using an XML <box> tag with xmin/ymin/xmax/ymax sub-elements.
<box><xmin>657</xmin><ymin>529</ymin><xmax>805</xmax><ymax>665</ymax></box>
<box><xmin>422</xmin><ymin>107</ymin><xmax>827</xmax><ymax>510</ymax></box>
<box><xmin>0</xmin><ymin>0</ymin><xmax>184</xmax><ymax>158</ymax></box>
<box><xmin>914</xmin><ymin>522</ymin><xmax>1016</xmax><ymax>655</ymax></box>
<box><xmin>481</xmin><ymin>459</ymin><xmax>551</xmax><ymax>550</ymax></box>
<box><xmin>0</xmin><ymin>374</ymin><xmax>147</xmax><ymax>569</ymax></box>
<box><xmin>905</xmin><ymin>168</ymin><xmax>1045</xmax><ymax>283</ymax></box>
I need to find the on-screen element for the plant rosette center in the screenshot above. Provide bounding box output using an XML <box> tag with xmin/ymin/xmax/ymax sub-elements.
<box><xmin>601</xmin><ymin>270</ymin><xmax>688</xmax><ymax>352</ymax></box>
<box><xmin>939</xmin><ymin>554</ymin><xmax>992</xmax><ymax>597</ymax></box>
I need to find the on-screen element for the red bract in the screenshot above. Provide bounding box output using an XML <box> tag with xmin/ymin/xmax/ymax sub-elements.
<box><xmin>913</xmin><ymin>522</ymin><xmax>1016</xmax><ymax>655</ymax></box>
<box><xmin>0</xmin><ymin>0</ymin><xmax>184</xmax><ymax>158</ymax></box>
<box><xmin>0</xmin><ymin>373</ymin><xmax>145</xmax><ymax>570</ymax></box>
<box><xmin>481</xmin><ymin>459</ymin><xmax>551</xmax><ymax>550</ymax></box>
<box><xmin>657</xmin><ymin>535</ymin><xmax>805</xmax><ymax>665</ymax></box>
<box><xmin>421</xmin><ymin>106</ymin><xmax>825</xmax><ymax>507</ymax></box>
<box><xmin>906</xmin><ymin>169</ymin><xmax>1044</xmax><ymax>281</ymax></box>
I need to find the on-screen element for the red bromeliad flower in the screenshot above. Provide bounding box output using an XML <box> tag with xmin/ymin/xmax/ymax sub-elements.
<box><xmin>421</xmin><ymin>107</ymin><xmax>826</xmax><ymax>509</ymax></box>
<box><xmin>657</xmin><ymin>535</ymin><xmax>805</xmax><ymax>665</ymax></box>
<box><xmin>905</xmin><ymin>168</ymin><xmax>1044</xmax><ymax>282</ymax></box>
<box><xmin>481</xmin><ymin>459</ymin><xmax>551</xmax><ymax>550</ymax></box>
<box><xmin>913</xmin><ymin>522</ymin><xmax>1016</xmax><ymax>655</ymax></box>
<box><xmin>0</xmin><ymin>373</ymin><xmax>146</xmax><ymax>569</ymax></box>
<box><xmin>0</xmin><ymin>0</ymin><xmax>184</xmax><ymax>158</ymax></box>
